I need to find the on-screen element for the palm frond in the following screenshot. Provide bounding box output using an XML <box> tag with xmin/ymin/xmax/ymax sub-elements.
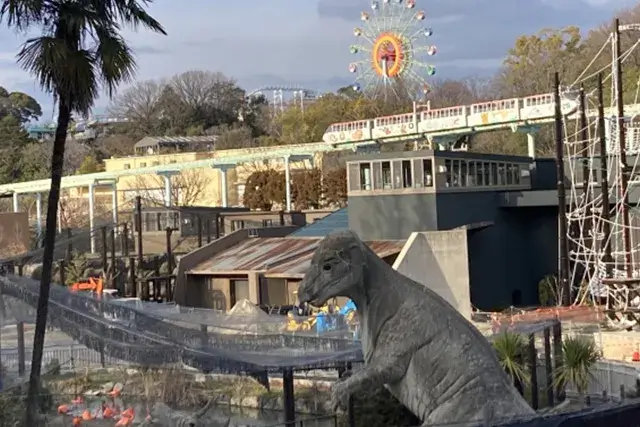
<box><xmin>0</xmin><ymin>0</ymin><xmax>43</xmax><ymax>30</ymax></box>
<box><xmin>93</xmin><ymin>25</ymin><xmax>136</xmax><ymax>97</ymax></box>
<box><xmin>492</xmin><ymin>331</ymin><xmax>531</xmax><ymax>387</ymax></box>
<box><xmin>92</xmin><ymin>0</ymin><xmax>165</xmax><ymax>34</ymax></box>
<box><xmin>553</xmin><ymin>336</ymin><xmax>601</xmax><ymax>395</ymax></box>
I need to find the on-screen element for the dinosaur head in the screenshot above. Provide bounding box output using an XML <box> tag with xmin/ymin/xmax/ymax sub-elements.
<box><xmin>298</xmin><ymin>230</ymin><xmax>366</xmax><ymax>307</ymax></box>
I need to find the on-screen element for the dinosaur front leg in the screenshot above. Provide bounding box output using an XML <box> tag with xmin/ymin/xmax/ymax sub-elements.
<box><xmin>331</xmin><ymin>360</ymin><xmax>406</xmax><ymax>411</ymax></box>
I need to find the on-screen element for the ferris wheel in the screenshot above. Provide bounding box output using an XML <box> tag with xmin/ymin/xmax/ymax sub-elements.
<box><xmin>348</xmin><ymin>0</ymin><xmax>437</xmax><ymax>100</ymax></box>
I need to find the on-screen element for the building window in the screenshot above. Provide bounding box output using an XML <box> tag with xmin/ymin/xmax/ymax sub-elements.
<box><xmin>506</xmin><ymin>164</ymin><xmax>514</xmax><ymax>185</ymax></box>
<box><xmin>423</xmin><ymin>159</ymin><xmax>433</xmax><ymax>186</ymax></box>
<box><xmin>498</xmin><ymin>163</ymin><xmax>506</xmax><ymax>185</ymax></box>
<box><xmin>359</xmin><ymin>163</ymin><xmax>371</xmax><ymax>190</ymax></box>
<box><xmin>401</xmin><ymin>160</ymin><xmax>412</xmax><ymax>188</ymax></box>
<box><xmin>140</xmin><ymin>162</ymin><xmax>147</xmax><ymax>168</ymax></box>
<box><xmin>382</xmin><ymin>161</ymin><xmax>392</xmax><ymax>189</ymax></box>
<box><xmin>451</xmin><ymin>160</ymin><xmax>460</xmax><ymax>187</ymax></box>
<box><xmin>230</xmin><ymin>279</ymin><xmax>250</xmax><ymax>306</ymax></box>
<box><xmin>468</xmin><ymin>162</ymin><xmax>476</xmax><ymax>186</ymax></box>
<box><xmin>170</xmin><ymin>160</ymin><xmax>177</xmax><ymax>164</ymax></box>
<box><xmin>483</xmin><ymin>162</ymin><xmax>491</xmax><ymax>185</ymax></box>
<box><xmin>513</xmin><ymin>165</ymin><xmax>521</xmax><ymax>185</ymax></box>
<box><xmin>444</xmin><ymin>159</ymin><xmax>452</xmax><ymax>187</ymax></box>
<box><xmin>152</xmin><ymin>161</ymin><xmax>160</xmax><ymax>166</ymax></box>
<box><xmin>490</xmin><ymin>163</ymin><xmax>498</xmax><ymax>185</ymax></box>
<box><xmin>460</xmin><ymin>161</ymin><xmax>468</xmax><ymax>186</ymax></box>
<box><xmin>123</xmin><ymin>163</ymin><xmax>131</xmax><ymax>170</ymax></box>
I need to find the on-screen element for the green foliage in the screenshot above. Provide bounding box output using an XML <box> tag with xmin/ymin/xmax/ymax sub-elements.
<box><xmin>492</xmin><ymin>331</ymin><xmax>530</xmax><ymax>387</ymax></box>
<box><xmin>553</xmin><ymin>335</ymin><xmax>601</xmax><ymax>395</ymax></box>
<box><xmin>0</xmin><ymin>115</ymin><xmax>33</xmax><ymax>183</ymax></box>
<box><xmin>538</xmin><ymin>275</ymin><xmax>561</xmax><ymax>307</ymax></box>
<box><xmin>0</xmin><ymin>86</ymin><xmax>42</xmax><ymax>123</ymax></box>
<box><xmin>77</xmin><ymin>154</ymin><xmax>105</xmax><ymax>174</ymax></box>
<box><xmin>63</xmin><ymin>251</ymin><xmax>89</xmax><ymax>285</ymax></box>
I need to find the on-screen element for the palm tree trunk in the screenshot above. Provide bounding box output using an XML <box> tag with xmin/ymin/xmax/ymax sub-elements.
<box><xmin>24</xmin><ymin>99</ymin><xmax>72</xmax><ymax>425</ymax></box>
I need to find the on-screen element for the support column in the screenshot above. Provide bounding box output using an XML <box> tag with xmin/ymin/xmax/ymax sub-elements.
<box><xmin>213</xmin><ymin>165</ymin><xmax>234</xmax><ymax>208</ymax></box>
<box><xmin>35</xmin><ymin>192</ymin><xmax>42</xmax><ymax>236</ymax></box>
<box><xmin>284</xmin><ymin>155</ymin><xmax>291</xmax><ymax>211</ymax></box>
<box><xmin>162</xmin><ymin>174</ymin><xmax>172</xmax><ymax>207</ymax></box>
<box><xmin>527</xmin><ymin>133</ymin><xmax>536</xmax><ymax>158</ymax></box>
<box><xmin>111</xmin><ymin>182</ymin><xmax>118</xmax><ymax>226</ymax></box>
<box><xmin>12</xmin><ymin>192</ymin><xmax>18</xmax><ymax>212</ymax></box>
<box><xmin>220</xmin><ymin>169</ymin><xmax>228</xmax><ymax>207</ymax></box>
<box><xmin>89</xmin><ymin>182</ymin><xmax>96</xmax><ymax>253</ymax></box>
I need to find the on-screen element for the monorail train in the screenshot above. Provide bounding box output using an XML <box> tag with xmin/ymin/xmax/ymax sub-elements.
<box><xmin>322</xmin><ymin>93</ymin><xmax>580</xmax><ymax>144</ymax></box>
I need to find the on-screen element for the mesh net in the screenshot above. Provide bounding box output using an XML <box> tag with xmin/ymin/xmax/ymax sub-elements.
<box><xmin>0</xmin><ymin>274</ymin><xmax>361</xmax><ymax>374</ymax></box>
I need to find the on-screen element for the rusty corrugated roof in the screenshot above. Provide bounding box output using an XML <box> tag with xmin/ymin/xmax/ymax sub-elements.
<box><xmin>188</xmin><ymin>237</ymin><xmax>405</xmax><ymax>277</ymax></box>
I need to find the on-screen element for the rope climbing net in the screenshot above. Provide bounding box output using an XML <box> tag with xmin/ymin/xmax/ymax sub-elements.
<box><xmin>564</xmin><ymin>28</ymin><xmax>640</xmax><ymax>329</ymax></box>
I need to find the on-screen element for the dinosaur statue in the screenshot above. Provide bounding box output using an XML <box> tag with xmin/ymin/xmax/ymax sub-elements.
<box><xmin>297</xmin><ymin>230</ymin><xmax>536</xmax><ymax>426</ymax></box>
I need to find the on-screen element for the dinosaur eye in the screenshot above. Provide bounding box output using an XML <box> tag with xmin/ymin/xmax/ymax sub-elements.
<box><xmin>322</xmin><ymin>263</ymin><xmax>332</xmax><ymax>271</ymax></box>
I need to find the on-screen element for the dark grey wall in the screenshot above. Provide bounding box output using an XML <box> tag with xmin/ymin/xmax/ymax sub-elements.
<box><xmin>436</xmin><ymin>192</ymin><xmax>557</xmax><ymax>310</ymax></box>
<box><xmin>348</xmin><ymin>194</ymin><xmax>438</xmax><ymax>240</ymax></box>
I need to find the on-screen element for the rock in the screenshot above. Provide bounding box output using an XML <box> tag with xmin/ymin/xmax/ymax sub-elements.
<box><xmin>101</xmin><ymin>382</ymin><xmax>114</xmax><ymax>392</ymax></box>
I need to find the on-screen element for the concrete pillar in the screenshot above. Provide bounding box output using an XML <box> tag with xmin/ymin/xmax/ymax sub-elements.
<box><xmin>162</xmin><ymin>174</ymin><xmax>172</xmax><ymax>207</ymax></box>
<box><xmin>527</xmin><ymin>133</ymin><xmax>536</xmax><ymax>158</ymax></box>
<box><xmin>12</xmin><ymin>193</ymin><xmax>18</xmax><ymax>212</ymax></box>
<box><xmin>88</xmin><ymin>182</ymin><xmax>95</xmax><ymax>253</ymax></box>
<box><xmin>284</xmin><ymin>155</ymin><xmax>291</xmax><ymax>211</ymax></box>
<box><xmin>111</xmin><ymin>182</ymin><xmax>118</xmax><ymax>225</ymax></box>
<box><xmin>35</xmin><ymin>192</ymin><xmax>42</xmax><ymax>236</ymax></box>
<box><xmin>220</xmin><ymin>169</ymin><xmax>228</xmax><ymax>207</ymax></box>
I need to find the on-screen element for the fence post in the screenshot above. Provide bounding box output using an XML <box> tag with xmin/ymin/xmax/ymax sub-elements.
<box><xmin>122</xmin><ymin>223</ymin><xmax>129</xmax><ymax>257</ymax></box>
<box><xmin>165</xmin><ymin>228</ymin><xmax>173</xmax><ymax>273</ymax></box>
<box><xmin>135</xmin><ymin>196</ymin><xmax>144</xmax><ymax>270</ymax></box>
<box><xmin>66</xmin><ymin>228</ymin><xmax>73</xmax><ymax>262</ymax></box>
<box><xmin>552</xmin><ymin>320</ymin><xmax>565</xmax><ymax>401</ymax></box>
<box><xmin>206</xmin><ymin>218</ymin><xmax>212</xmax><ymax>243</ymax></box>
<box><xmin>543</xmin><ymin>327</ymin><xmax>554</xmax><ymax>407</ymax></box>
<box><xmin>59</xmin><ymin>260</ymin><xmax>66</xmax><ymax>286</ymax></box>
<box><xmin>282</xmin><ymin>369</ymin><xmax>295</xmax><ymax>426</ymax></box>
<box><xmin>129</xmin><ymin>257</ymin><xmax>136</xmax><ymax>298</ymax></box>
<box><xmin>101</xmin><ymin>226</ymin><xmax>108</xmax><ymax>274</ymax></box>
<box><xmin>16</xmin><ymin>321</ymin><xmax>25</xmax><ymax>376</ymax></box>
<box><xmin>527</xmin><ymin>333</ymin><xmax>539</xmax><ymax>409</ymax></box>
<box><xmin>197</xmin><ymin>216</ymin><xmax>203</xmax><ymax>247</ymax></box>
<box><xmin>109</xmin><ymin>228</ymin><xmax>117</xmax><ymax>290</ymax></box>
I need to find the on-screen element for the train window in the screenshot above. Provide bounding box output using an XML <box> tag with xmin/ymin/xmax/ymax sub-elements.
<box><xmin>348</xmin><ymin>163</ymin><xmax>360</xmax><ymax>192</ymax></box>
<box><xmin>451</xmin><ymin>160</ymin><xmax>460</xmax><ymax>187</ymax></box>
<box><xmin>372</xmin><ymin>162</ymin><xmax>383</xmax><ymax>190</ymax></box>
<box><xmin>412</xmin><ymin>159</ymin><xmax>424</xmax><ymax>188</ymax></box>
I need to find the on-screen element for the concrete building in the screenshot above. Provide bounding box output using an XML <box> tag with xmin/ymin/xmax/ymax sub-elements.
<box><xmin>174</xmin><ymin>226</ymin><xmax>403</xmax><ymax>311</ymax></box>
<box><xmin>102</xmin><ymin>137</ymin><xmax>321</xmax><ymax>209</ymax></box>
<box><xmin>345</xmin><ymin>149</ymin><xmax>559</xmax><ymax>311</ymax></box>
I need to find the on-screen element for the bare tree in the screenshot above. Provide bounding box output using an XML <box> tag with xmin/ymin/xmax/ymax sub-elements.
<box><xmin>169</xmin><ymin>70</ymin><xmax>245</xmax><ymax>127</ymax></box>
<box><xmin>19</xmin><ymin>139</ymin><xmax>90</xmax><ymax>179</ymax></box>
<box><xmin>59</xmin><ymin>195</ymin><xmax>111</xmax><ymax>229</ymax></box>
<box><xmin>129</xmin><ymin>169</ymin><xmax>209</xmax><ymax>206</ymax></box>
<box><xmin>210</xmin><ymin>124</ymin><xmax>255</xmax><ymax>150</ymax></box>
<box><xmin>108</xmin><ymin>79</ymin><xmax>168</xmax><ymax>135</ymax></box>
<box><xmin>96</xmin><ymin>134</ymin><xmax>137</xmax><ymax>158</ymax></box>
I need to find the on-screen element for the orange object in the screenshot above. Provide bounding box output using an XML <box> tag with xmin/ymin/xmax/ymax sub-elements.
<box><xmin>103</xmin><ymin>406</ymin><xmax>115</xmax><ymax>418</ymax></box>
<box><xmin>70</xmin><ymin>277</ymin><xmax>104</xmax><ymax>294</ymax></box>
<box><xmin>57</xmin><ymin>404</ymin><xmax>70</xmax><ymax>414</ymax></box>
<box><xmin>72</xmin><ymin>417</ymin><xmax>82</xmax><ymax>426</ymax></box>
<box><xmin>81</xmin><ymin>410</ymin><xmax>94</xmax><ymax>420</ymax></box>
<box><xmin>633</xmin><ymin>350</ymin><xmax>640</xmax><ymax>362</ymax></box>
<box><xmin>108</xmin><ymin>388</ymin><xmax>121</xmax><ymax>397</ymax></box>
<box><xmin>115</xmin><ymin>417</ymin><xmax>132</xmax><ymax>426</ymax></box>
<box><xmin>121</xmin><ymin>408</ymin><xmax>134</xmax><ymax>418</ymax></box>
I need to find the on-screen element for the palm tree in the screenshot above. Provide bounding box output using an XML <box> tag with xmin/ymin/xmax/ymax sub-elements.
<box><xmin>0</xmin><ymin>0</ymin><xmax>165</xmax><ymax>422</ymax></box>
<box><xmin>492</xmin><ymin>331</ymin><xmax>530</xmax><ymax>393</ymax></box>
<box><xmin>553</xmin><ymin>335</ymin><xmax>600</xmax><ymax>403</ymax></box>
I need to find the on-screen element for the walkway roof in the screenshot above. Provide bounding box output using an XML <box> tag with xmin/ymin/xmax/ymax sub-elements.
<box><xmin>0</xmin><ymin>141</ymin><xmax>372</xmax><ymax>196</ymax></box>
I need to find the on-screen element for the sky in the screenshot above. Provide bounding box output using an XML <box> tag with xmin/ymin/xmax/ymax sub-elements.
<box><xmin>0</xmin><ymin>0</ymin><xmax>635</xmax><ymax>120</ymax></box>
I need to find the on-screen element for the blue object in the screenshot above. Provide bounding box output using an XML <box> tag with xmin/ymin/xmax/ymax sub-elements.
<box><xmin>291</xmin><ymin>208</ymin><xmax>349</xmax><ymax>237</ymax></box>
<box><xmin>340</xmin><ymin>299</ymin><xmax>356</xmax><ymax>315</ymax></box>
<box><xmin>315</xmin><ymin>312</ymin><xmax>327</xmax><ymax>333</ymax></box>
